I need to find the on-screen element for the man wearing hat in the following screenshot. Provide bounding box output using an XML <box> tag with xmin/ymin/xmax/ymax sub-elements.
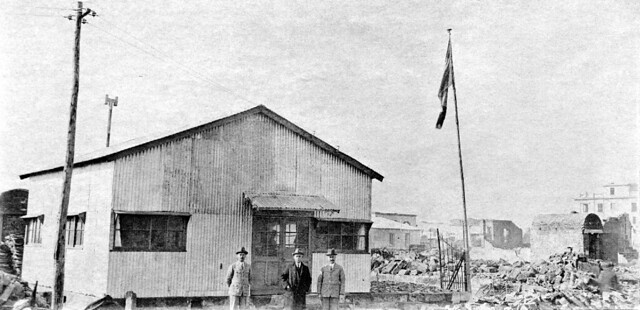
<box><xmin>281</xmin><ymin>248</ymin><xmax>312</xmax><ymax>310</ymax></box>
<box><xmin>317</xmin><ymin>249</ymin><xmax>345</xmax><ymax>310</ymax></box>
<box><xmin>226</xmin><ymin>247</ymin><xmax>251</xmax><ymax>310</ymax></box>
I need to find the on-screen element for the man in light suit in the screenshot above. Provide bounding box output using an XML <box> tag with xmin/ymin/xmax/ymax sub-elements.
<box><xmin>226</xmin><ymin>247</ymin><xmax>251</xmax><ymax>310</ymax></box>
<box><xmin>281</xmin><ymin>248</ymin><xmax>312</xmax><ymax>310</ymax></box>
<box><xmin>316</xmin><ymin>248</ymin><xmax>345</xmax><ymax>310</ymax></box>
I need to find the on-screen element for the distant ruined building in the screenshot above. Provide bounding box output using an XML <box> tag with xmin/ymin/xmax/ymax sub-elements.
<box><xmin>574</xmin><ymin>183</ymin><xmax>639</xmax><ymax>249</ymax></box>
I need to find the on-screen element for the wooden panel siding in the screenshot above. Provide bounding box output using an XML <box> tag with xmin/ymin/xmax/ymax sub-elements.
<box><xmin>22</xmin><ymin>162</ymin><xmax>114</xmax><ymax>297</ymax></box>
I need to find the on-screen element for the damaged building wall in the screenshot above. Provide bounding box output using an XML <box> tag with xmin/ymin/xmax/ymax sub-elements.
<box><xmin>484</xmin><ymin>220</ymin><xmax>523</xmax><ymax>249</ymax></box>
<box><xmin>531</xmin><ymin>214</ymin><xmax>587</xmax><ymax>261</ymax></box>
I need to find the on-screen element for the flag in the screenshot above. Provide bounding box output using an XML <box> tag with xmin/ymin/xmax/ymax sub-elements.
<box><xmin>436</xmin><ymin>37</ymin><xmax>454</xmax><ymax>129</ymax></box>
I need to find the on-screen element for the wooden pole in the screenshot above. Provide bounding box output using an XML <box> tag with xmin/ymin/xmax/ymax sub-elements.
<box><xmin>52</xmin><ymin>2</ymin><xmax>92</xmax><ymax>309</ymax></box>
<box><xmin>105</xmin><ymin>95</ymin><xmax>118</xmax><ymax>147</ymax></box>
<box><xmin>448</xmin><ymin>29</ymin><xmax>472</xmax><ymax>293</ymax></box>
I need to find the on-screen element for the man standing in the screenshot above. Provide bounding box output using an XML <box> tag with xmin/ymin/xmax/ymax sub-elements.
<box><xmin>226</xmin><ymin>247</ymin><xmax>251</xmax><ymax>310</ymax></box>
<box><xmin>597</xmin><ymin>261</ymin><xmax>620</xmax><ymax>302</ymax></box>
<box><xmin>317</xmin><ymin>248</ymin><xmax>345</xmax><ymax>310</ymax></box>
<box><xmin>281</xmin><ymin>248</ymin><xmax>312</xmax><ymax>310</ymax></box>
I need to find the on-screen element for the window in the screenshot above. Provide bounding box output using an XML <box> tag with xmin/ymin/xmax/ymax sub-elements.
<box><xmin>633</xmin><ymin>203</ymin><xmax>637</xmax><ymax>212</ymax></box>
<box><xmin>389</xmin><ymin>233</ymin><xmax>395</xmax><ymax>246</ymax></box>
<box><xmin>24</xmin><ymin>216</ymin><xmax>44</xmax><ymax>245</ymax></box>
<box><xmin>64</xmin><ymin>213</ymin><xmax>85</xmax><ymax>247</ymax></box>
<box><xmin>610</xmin><ymin>187</ymin><xmax>615</xmax><ymax>195</ymax></box>
<box><xmin>582</xmin><ymin>204</ymin><xmax>588</xmax><ymax>212</ymax></box>
<box><xmin>113</xmin><ymin>214</ymin><xmax>189</xmax><ymax>252</ymax></box>
<box><xmin>611</xmin><ymin>203</ymin><xmax>615</xmax><ymax>211</ymax></box>
<box><xmin>597</xmin><ymin>203</ymin><xmax>603</xmax><ymax>212</ymax></box>
<box><xmin>315</xmin><ymin>221</ymin><xmax>369</xmax><ymax>252</ymax></box>
<box><xmin>405</xmin><ymin>233</ymin><xmax>410</xmax><ymax>247</ymax></box>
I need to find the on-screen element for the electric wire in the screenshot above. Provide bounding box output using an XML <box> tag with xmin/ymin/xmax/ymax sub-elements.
<box><xmin>82</xmin><ymin>5</ymin><xmax>261</xmax><ymax>107</ymax></box>
<box><xmin>85</xmin><ymin>22</ymin><xmax>261</xmax><ymax>107</ymax></box>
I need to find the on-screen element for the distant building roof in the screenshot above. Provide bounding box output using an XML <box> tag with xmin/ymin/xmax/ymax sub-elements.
<box><xmin>371</xmin><ymin>216</ymin><xmax>422</xmax><ymax>231</ymax></box>
<box><xmin>531</xmin><ymin>213</ymin><xmax>586</xmax><ymax>228</ymax></box>
<box><xmin>20</xmin><ymin>105</ymin><xmax>383</xmax><ymax>181</ymax></box>
<box><xmin>373</xmin><ymin>212</ymin><xmax>417</xmax><ymax>217</ymax></box>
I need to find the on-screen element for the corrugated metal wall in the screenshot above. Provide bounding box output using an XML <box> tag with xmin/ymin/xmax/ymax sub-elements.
<box><xmin>310</xmin><ymin>253</ymin><xmax>370</xmax><ymax>293</ymax></box>
<box><xmin>108</xmin><ymin>113</ymin><xmax>373</xmax><ymax>297</ymax></box>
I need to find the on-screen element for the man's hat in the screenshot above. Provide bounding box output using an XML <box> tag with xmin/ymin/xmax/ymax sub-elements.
<box><xmin>326</xmin><ymin>248</ymin><xmax>337</xmax><ymax>256</ymax></box>
<box><xmin>292</xmin><ymin>248</ymin><xmax>304</xmax><ymax>256</ymax></box>
<box><xmin>236</xmin><ymin>247</ymin><xmax>248</xmax><ymax>255</ymax></box>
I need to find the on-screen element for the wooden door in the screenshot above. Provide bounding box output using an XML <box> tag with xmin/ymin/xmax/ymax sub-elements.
<box><xmin>252</xmin><ymin>214</ymin><xmax>311</xmax><ymax>295</ymax></box>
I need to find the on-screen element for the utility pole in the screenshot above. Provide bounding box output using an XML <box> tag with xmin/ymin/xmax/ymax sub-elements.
<box><xmin>105</xmin><ymin>94</ymin><xmax>118</xmax><ymax>147</ymax></box>
<box><xmin>53</xmin><ymin>2</ymin><xmax>94</xmax><ymax>310</ymax></box>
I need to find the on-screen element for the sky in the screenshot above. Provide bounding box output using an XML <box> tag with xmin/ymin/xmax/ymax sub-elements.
<box><xmin>1</xmin><ymin>0</ymin><xmax>638</xmax><ymax>229</ymax></box>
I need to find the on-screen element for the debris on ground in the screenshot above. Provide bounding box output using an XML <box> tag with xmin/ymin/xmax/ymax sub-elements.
<box><xmin>470</xmin><ymin>252</ymin><xmax>640</xmax><ymax>309</ymax></box>
<box><xmin>371</xmin><ymin>248</ymin><xmax>443</xmax><ymax>276</ymax></box>
<box><xmin>370</xmin><ymin>281</ymin><xmax>443</xmax><ymax>294</ymax></box>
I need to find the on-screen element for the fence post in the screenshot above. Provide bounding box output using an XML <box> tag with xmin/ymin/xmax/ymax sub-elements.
<box><xmin>437</xmin><ymin>229</ymin><xmax>443</xmax><ymax>289</ymax></box>
<box><xmin>125</xmin><ymin>291</ymin><xmax>136</xmax><ymax>310</ymax></box>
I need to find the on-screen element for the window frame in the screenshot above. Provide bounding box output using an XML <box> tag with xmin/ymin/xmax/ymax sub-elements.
<box><xmin>111</xmin><ymin>211</ymin><xmax>190</xmax><ymax>252</ymax></box>
<box><xmin>314</xmin><ymin>220</ymin><xmax>370</xmax><ymax>254</ymax></box>
<box><xmin>64</xmin><ymin>212</ymin><xmax>86</xmax><ymax>248</ymax></box>
<box><xmin>23</xmin><ymin>215</ymin><xmax>44</xmax><ymax>245</ymax></box>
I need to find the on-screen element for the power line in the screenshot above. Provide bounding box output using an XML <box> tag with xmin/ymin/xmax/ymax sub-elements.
<box><xmin>92</xmin><ymin>16</ymin><xmax>253</xmax><ymax>98</ymax></box>
<box><xmin>86</xmin><ymin>20</ymin><xmax>261</xmax><ymax>107</ymax></box>
<box><xmin>83</xmin><ymin>3</ymin><xmax>261</xmax><ymax>106</ymax></box>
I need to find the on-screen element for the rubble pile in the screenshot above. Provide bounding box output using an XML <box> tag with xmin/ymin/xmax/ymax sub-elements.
<box><xmin>471</xmin><ymin>255</ymin><xmax>640</xmax><ymax>309</ymax></box>
<box><xmin>371</xmin><ymin>249</ymin><xmax>440</xmax><ymax>276</ymax></box>
<box><xmin>371</xmin><ymin>281</ymin><xmax>443</xmax><ymax>294</ymax></box>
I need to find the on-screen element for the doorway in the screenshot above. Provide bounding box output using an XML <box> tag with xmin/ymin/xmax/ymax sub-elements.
<box><xmin>251</xmin><ymin>211</ymin><xmax>312</xmax><ymax>295</ymax></box>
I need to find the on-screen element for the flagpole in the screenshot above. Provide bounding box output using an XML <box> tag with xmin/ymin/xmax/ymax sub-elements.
<box><xmin>448</xmin><ymin>29</ymin><xmax>471</xmax><ymax>293</ymax></box>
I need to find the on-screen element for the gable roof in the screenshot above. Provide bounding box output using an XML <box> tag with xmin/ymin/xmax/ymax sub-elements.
<box><xmin>531</xmin><ymin>213</ymin><xmax>585</xmax><ymax>229</ymax></box>
<box><xmin>371</xmin><ymin>216</ymin><xmax>422</xmax><ymax>231</ymax></box>
<box><xmin>20</xmin><ymin>105</ymin><xmax>384</xmax><ymax>181</ymax></box>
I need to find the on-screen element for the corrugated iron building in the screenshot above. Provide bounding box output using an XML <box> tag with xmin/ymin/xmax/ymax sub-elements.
<box><xmin>369</xmin><ymin>215</ymin><xmax>422</xmax><ymax>250</ymax></box>
<box><xmin>19</xmin><ymin>105</ymin><xmax>383</xmax><ymax>298</ymax></box>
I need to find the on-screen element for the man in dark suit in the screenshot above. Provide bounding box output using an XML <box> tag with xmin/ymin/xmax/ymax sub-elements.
<box><xmin>281</xmin><ymin>248</ymin><xmax>312</xmax><ymax>310</ymax></box>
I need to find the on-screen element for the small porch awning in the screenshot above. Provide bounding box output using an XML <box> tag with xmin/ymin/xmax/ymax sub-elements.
<box><xmin>113</xmin><ymin>210</ymin><xmax>191</xmax><ymax>216</ymax></box>
<box><xmin>583</xmin><ymin>229</ymin><xmax>604</xmax><ymax>234</ymax></box>
<box><xmin>20</xmin><ymin>214</ymin><xmax>44</xmax><ymax>219</ymax></box>
<box><xmin>246</xmin><ymin>193</ymin><xmax>340</xmax><ymax>213</ymax></box>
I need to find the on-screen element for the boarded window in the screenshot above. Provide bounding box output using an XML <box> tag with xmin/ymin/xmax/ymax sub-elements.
<box><xmin>113</xmin><ymin>214</ymin><xmax>189</xmax><ymax>252</ymax></box>
<box><xmin>315</xmin><ymin>221</ymin><xmax>368</xmax><ymax>252</ymax></box>
<box><xmin>64</xmin><ymin>213</ymin><xmax>85</xmax><ymax>247</ymax></box>
<box><xmin>25</xmin><ymin>216</ymin><xmax>44</xmax><ymax>245</ymax></box>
